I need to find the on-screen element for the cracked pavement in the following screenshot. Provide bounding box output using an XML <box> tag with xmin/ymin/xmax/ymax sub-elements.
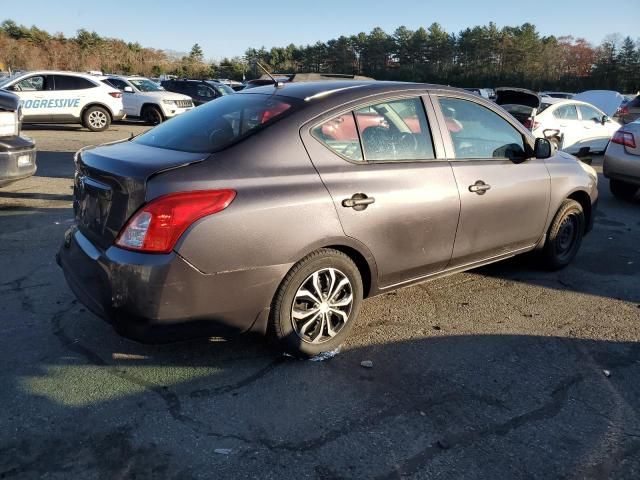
<box><xmin>0</xmin><ymin>124</ymin><xmax>639</xmax><ymax>479</ymax></box>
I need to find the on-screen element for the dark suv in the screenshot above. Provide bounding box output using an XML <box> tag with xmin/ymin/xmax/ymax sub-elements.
<box><xmin>160</xmin><ymin>79</ymin><xmax>234</xmax><ymax>106</ymax></box>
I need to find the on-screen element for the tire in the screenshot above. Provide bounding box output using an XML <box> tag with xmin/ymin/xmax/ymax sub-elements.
<box><xmin>83</xmin><ymin>106</ymin><xmax>111</xmax><ymax>132</ymax></box>
<box><xmin>269</xmin><ymin>248</ymin><xmax>363</xmax><ymax>358</ymax></box>
<box><xmin>610</xmin><ymin>179</ymin><xmax>638</xmax><ymax>201</ymax></box>
<box><xmin>142</xmin><ymin>105</ymin><xmax>164</xmax><ymax>125</ymax></box>
<box><xmin>541</xmin><ymin>199</ymin><xmax>585</xmax><ymax>270</ymax></box>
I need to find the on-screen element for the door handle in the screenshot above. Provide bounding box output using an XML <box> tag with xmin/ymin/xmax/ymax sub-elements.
<box><xmin>342</xmin><ymin>193</ymin><xmax>375</xmax><ymax>211</ymax></box>
<box><xmin>468</xmin><ymin>180</ymin><xmax>491</xmax><ymax>195</ymax></box>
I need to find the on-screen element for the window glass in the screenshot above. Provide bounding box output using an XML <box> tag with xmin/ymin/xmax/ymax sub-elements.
<box><xmin>552</xmin><ymin>104</ymin><xmax>579</xmax><ymax>120</ymax></box>
<box><xmin>439</xmin><ymin>97</ymin><xmax>526</xmax><ymax>160</ymax></box>
<box><xmin>104</xmin><ymin>78</ymin><xmax>129</xmax><ymax>91</ymax></box>
<box><xmin>128</xmin><ymin>78</ymin><xmax>162</xmax><ymax>92</ymax></box>
<box><xmin>53</xmin><ymin>75</ymin><xmax>96</xmax><ymax>90</ymax></box>
<box><xmin>14</xmin><ymin>76</ymin><xmax>45</xmax><ymax>91</ymax></box>
<box><xmin>355</xmin><ymin>97</ymin><xmax>435</xmax><ymax>161</ymax></box>
<box><xmin>578</xmin><ymin>105</ymin><xmax>603</xmax><ymax>122</ymax></box>
<box><xmin>134</xmin><ymin>93</ymin><xmax>300</xmax><ymax>153</ymax></box>
<box><xmin>196</xmin><ymin>84</ymin><xmax>214</xmax><ymax>98</ymax></box>
<box><xmin>211</xmin><ymin>83</ymin><xmax>234</xmax><ymax>96</ymax></box>
<box><xmin>312</xmin><ymin>113</ymin><xmax>363</xmax><ymax>161</ymax></box>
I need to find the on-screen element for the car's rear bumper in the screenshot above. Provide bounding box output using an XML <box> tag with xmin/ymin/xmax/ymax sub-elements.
<box><xmin>57</xmin><ymin>228</ymin><xmax>288</xmax><ymax>342</ymax></box>
<box><xmin>603</xmin><ymin>144</ymin><xmax>640</xmax><ymax>186</ymax></box>
<box><xmin>0</xmin><ymin>136</ymin><xmax>37</xmax><ymax>187</ymax></box>
<box><xmin>113</xmin><ymin>110</ymin><xmax>126</xmax><ymax>121</ymax></box>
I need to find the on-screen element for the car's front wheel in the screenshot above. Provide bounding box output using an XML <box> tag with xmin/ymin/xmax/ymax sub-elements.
<box><xmin>610</xmin><ymin>179</ymin><xmax>638</xmax><ymax>201</ymax></box>
<box><xmin>83</xmin><ymin>106</ymin><xmax>111</xmax><ymax>132</ymax></box>
<box><xmin>142</xmin><ymin>105</ymin><xmax>164</xmax><ymax>125</ymax></box>
<box><xmin>541</xmin><ymin>199</ymin><xmax>585</xmax><ymax>270</ymax></box>
<box><xmin>269</xmin><ymin>248</ymin><xmax>363</xmax><ymax>358</ymax></box>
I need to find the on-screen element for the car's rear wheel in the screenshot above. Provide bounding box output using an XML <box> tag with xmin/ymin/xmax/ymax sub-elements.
<box><xmin>541</xmin><ymin>199</ymin><xmax>585</xmax><ymax>270</ymax></box>
<box><xmin>83</xmin><ymin>106</ymin><xmax>111</xmax><ymax>132</ymax></box>
<box><xmin>610</xmin><ymin>179</ymin><xmax>638</xmax><ymax>201</ymax></box>
<box><xmin>142</xmin><ymin>105</ymin><xmax>164</xmax><ymax>125</ymax></box>
<box><xmin>269</xmin><ymin>248</ymin><xmax>363</xmax><ymax>358</ymax></box>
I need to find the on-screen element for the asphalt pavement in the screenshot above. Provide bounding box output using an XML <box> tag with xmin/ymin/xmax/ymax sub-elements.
<box><xmin>0</xmin><ymin>123</ymin><xmax>639</xmax><ymax>479</ymax></box>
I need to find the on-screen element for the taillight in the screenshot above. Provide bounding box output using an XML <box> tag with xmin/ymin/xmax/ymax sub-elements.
<box><xmin>611</xmin><ymin>130</ymin><xmax>637</xmax><ymax>149</ymax></box>
<box><xmin>617</xmin><ymin>105</ymin><xmax>629</xmax><ymax>115</ymax></box>
<box><xmin>523</xmin><ymin>119</ymin><xmax>533</xmax><ymax>130</ymax></box>
<box><xmin>109</xmin><ymin>92</ymin><xmax>123</xmax><ymax>98</ymax></box>
<box><xmin>115</xmin><ymin>190</ymin><xmax>236</xmax><ymax>253</ymax></box>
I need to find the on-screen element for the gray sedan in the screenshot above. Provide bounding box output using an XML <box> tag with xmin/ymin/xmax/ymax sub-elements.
<box><xmin>57</xmin><ymin>81</ymin><xmax>598</xmax><ymax>357</ymax></box>
<box><xmin>604</xmin><ymin>121</ymin><xmax>640</xmax><ymax>200</ymax></box>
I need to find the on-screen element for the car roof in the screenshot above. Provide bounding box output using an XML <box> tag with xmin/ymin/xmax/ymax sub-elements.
<box><xmin>236</xmin><ymin>80</ymin><xmax>460</xmax><ymax>101</ymax></box>
<box><xmin>8</xmin><ymin>70</ymin><xmax>97</xmax><ymax>79</ymax></box>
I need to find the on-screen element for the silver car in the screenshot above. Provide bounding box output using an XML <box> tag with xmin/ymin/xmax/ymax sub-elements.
<box><xmin>604</xmin><ymin>121</ymin><xmax>640</xmax><ymax>200</ymax></box>
<box><xmin>57</xmin><ymin>81</ymin><xmax>598</xmax><ymax>357</ymax></box>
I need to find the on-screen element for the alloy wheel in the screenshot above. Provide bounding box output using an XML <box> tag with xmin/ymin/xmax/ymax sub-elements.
<box><xmin>88</xmin><ymin>110</ymin><xmax>108</xmax><ymax>129</ymax></box>
<box><xmin>291</xmin><ymin>268</ymin><xmax>353</xmax><ymax>344</ymax></box>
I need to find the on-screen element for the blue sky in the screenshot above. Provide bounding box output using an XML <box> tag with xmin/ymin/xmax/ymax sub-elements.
<box><xmin>2</xmin><ymin>0</ymin><xmax>637</xmax><ymax>60</ymax></box>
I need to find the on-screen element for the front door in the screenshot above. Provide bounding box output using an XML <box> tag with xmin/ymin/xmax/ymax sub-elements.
<box><xmin>433</xmin><ymin>95</ymin><xmax>551</xmax><ymax>267</ymax></box>
<box><xmin>301</xmin><ymin>95</ymin><xmax>460</xmax><ymax>288</ymax></box>
<box><xmin>8</xmin><ymin>74</ymin><xmax>52</xmax><ymax>122</ymax></box>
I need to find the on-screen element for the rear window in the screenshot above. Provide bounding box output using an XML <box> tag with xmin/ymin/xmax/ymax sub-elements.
<box><xmin>133</xmin><ymin>93</ymin><xmax>300</xmax><ymax>153</ymax></box>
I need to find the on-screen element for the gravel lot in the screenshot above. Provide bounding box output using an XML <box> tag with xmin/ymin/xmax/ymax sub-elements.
<box><xmin>1</xmin><ymin>123</ymin><xmax>639</xmax><ymax>479</ymax></box>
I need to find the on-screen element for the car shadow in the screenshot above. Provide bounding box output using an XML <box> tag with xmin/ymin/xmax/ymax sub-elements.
<box><xmin>3</xmin><ymin>322</ymin><xmax>639</xmax><ymax>478</ymax></box>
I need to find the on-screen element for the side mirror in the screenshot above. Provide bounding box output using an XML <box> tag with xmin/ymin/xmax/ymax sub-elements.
<box><xmin>601</xmin><ymin>115</ymin><xmax>609</xmax><ymax>125</ymax></box>
<box><xmin>534</xmin><ymin>137</ymin><xmax>552</xmax><ymax>159</ymax></box>
<box><xmin>123</xmin><ymin>86</ymin><xmax>134</xmax><ymax>93</ymax></box>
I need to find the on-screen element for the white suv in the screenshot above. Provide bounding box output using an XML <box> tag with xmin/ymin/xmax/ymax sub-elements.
<box><xmin>100</xmin><ymin>76</ymin><xmax>193</xmax><ymax>124</ymax></box>
<box><xmin>0</xmin><ymin>71</ymin><xmax>125</xmax><ymax>131</ymax></box>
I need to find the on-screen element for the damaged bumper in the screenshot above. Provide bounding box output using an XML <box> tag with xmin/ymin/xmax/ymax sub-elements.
<box><xmin>57</xmin><ymin>228</ymin><xmax>287</xmax><ymax>342</ymax></box>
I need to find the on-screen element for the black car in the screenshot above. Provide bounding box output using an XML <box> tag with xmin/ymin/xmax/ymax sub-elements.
<box><xmin>160</xmin><ymin>79</ymin><xmax>234</xmax><ymax>106</ymax></box>
<box><xmin>0</xmin><ymin>89</ymin><xmax>37</xmax><ymax>187</ymax></box>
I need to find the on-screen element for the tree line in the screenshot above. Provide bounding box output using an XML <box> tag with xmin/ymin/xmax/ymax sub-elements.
<box><xmin>1</xmin><ymin>19</ymin><xmax>638</xmax><ymax>93</ymax></box>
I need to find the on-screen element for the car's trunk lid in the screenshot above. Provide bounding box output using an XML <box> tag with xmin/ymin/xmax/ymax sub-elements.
<box><xmin>495</xmin><ymin>88</ymin><xmax>541</xmax><ymax>129</ymax></box>
<box><xmin>74</xmin><ymin>140</ymin><xmax>209</xmax><ymax>249</ymax></box>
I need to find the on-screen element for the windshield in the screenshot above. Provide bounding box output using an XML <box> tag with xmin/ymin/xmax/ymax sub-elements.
<box><xmin>133</xmin><ymin>93</ymin><xmax>301</xmax><ymax>153</ymax></box>
<box><xmin>0</xmin><ymin>76</ymin><xmax>18</xmax><ymax>88</ymax></box>
<box><xmin>129</xmin><ymin>78</ymin><xmax>162</xmax><ymax>92</ymax></box>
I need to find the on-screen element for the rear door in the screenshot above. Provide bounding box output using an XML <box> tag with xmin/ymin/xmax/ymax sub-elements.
<box><xmin>432</xmin><ymin>94</ymin><xmax>550</xmax><ymax>267</ymax></box>
<box><xmin>301</xmin><ymin>94</ymin><xmax>460</xmax><ymax>288</ymax></box>
<box><xmin>551</xmin><ymin>103</ymin><xmax>582</xmax><ymax>150</ymax></box>
<box><xmin>51</xmin><ymin>75</ymin><xmax>97</xmax><ymax>121</ymax></box>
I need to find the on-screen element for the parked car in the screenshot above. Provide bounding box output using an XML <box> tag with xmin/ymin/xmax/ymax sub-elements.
<box><xmin>464</xmin><ymin>88</ymin><xmax>491</xmax><ymax>99</ymax></box>
<box><xmin>540</xmin><ymin>92</ymin><xmax>574</xmax><ymax>99</ymax></box>
<box><xmin>533</xmin><ymin>99</ymin><xmax>621</xmax><ymax>154</ymax></box>
<box><xmin>160</xmin><ymin>79</ymin><xmax>234</xmax><ymax>106</ymax></box>
<box><xmin>496</xmin><ymin>88</ymin><xmax>621</xmax><ymax>154</ymax></box>
<box><xmin>211</xmin><ymin>78</ymin><xmax>245</xmax><ymax>91</ymax></box>
<box><xmin>603</xmin><ymin>122</ymin><xmax>640</xmax><ymax>200</ymax></box>
<box><xmin>0</xmin><ymin>71</ymin><xmax>125</xmax><ymax>131</ymax></box>
<box><xmin>573</xmin><ymin>90</ymin><xmax>625</xmax><ymax>118</ymax></box>
<box><xmin>100</xmin><ymin>75</ymin><xmax>193</xmax><ymax>125</ymax></box>
<box><xmin>0</xmin><ymin>89</ymin><xmax>37</xmax><ymax>186</ymax></box>
<box><xmin>57</xmin><ymin>81</ymin><xmax>598</xmax><ymax>357</ymax></box>
<box><xmin>615</xmin><ymin>95</ymin><xmax>640</xmax><ymax>124</ymax></box>
<box><xmin>244</xmin><ymin>73</ymin><xmax>374</xmax><ymax>89</ymax></box>
<box><xmin>495</xmin><ymin>87</ymin><xmax>541</xmax><ymax>129</ymax></box>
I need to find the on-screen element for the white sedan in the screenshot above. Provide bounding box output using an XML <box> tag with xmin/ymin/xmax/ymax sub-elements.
<box><xmin>533</xmin><ymin>99</ymin><xmax>621</xmax><ymax>154</ymax></box>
